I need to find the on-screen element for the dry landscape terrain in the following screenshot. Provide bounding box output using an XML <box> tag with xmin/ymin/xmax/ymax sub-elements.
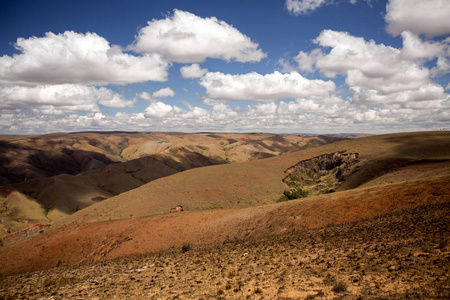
<box><xmin>0</xmin><ymin>131</ymin><xmax>449</xmax><ymax>299</ymax></box>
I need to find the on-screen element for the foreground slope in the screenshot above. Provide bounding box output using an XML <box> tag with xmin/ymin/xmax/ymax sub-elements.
<box><xmin>0</xmin><ymin>131</ymin><xmax>449</xmax><ymax>278</ymax></box>
<box><xmin>1</xmin><ymin>202</ymin><xmax>448</xmax><ymax>299</ymax></box>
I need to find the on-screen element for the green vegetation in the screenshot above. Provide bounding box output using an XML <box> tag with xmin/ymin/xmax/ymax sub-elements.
<box><xmin>280</xmin><ymin>152</ymin><xmax>359</xmax><ymax>201</ymax></box>
<box><xmin>181</xmin><ymin>242</ymin><xmax>191</xmax><ymax>253</ymax></box>
<box><xmin>332</xmin><ymin>281</ymin><xmax>348</xmax><ymax>293</ymax></box>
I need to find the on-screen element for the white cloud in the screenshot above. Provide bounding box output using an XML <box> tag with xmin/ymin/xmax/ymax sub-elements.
<box><xmin>285</xmin><ymin>0</ymin><xmax>372</xmax><ymax>15</ymax></box>
<box><xmin>138</xmin><ymin>87</ymin><xmax>175</xmax><ymax>103</ymax></box>
<box><xmin>295</xmin><ymin>49</ymin><xmax>323</xmax><ymax>73</ymax></box>
<box><xmin>285</xmin><ymin>0</ymin><xmax>327</xmax><ymax>15</ymax></box>
<box><xmin>199</xmin><ymin>71</ymin><xmax>335</xmax><ymax>101</ymax></box>
<box><xmin>295</xmin><ymin>30</ymin><xmax>448</xmax><ymax>104</ymax></box>
<box><xmin>400</xmin><ymin>31</ymin><xmax>447</xmax><ymax>60</ymax></box>
<box><xmin>131</xmin><ymin>9</ymin><xmax>266</xmax><ymax>63</ymax></box>
<box><xmin>0</xmin><ymin>84</ymin><xmax>135</xmax><ymax>114</ymax></box>
<box><xmin>2</xmin><ymin>96</ymin><xmax>448</xmax><ymax>135</ymax></box>
<box><xmin>180</xmin><ymin>64</ymin><xmax>208</xmax><ymax>78</ymax></box>
<box><xmin>144</xmin><ymin>101</ymin><xmax>174</xmax><ymax>118</ymax></box>
<box><xmin>152</xmin><ymin>87</ymin><xmax>175</xmax><ymax>99</ymax></box>
<box><xmin>0</xmin><ymin>31</ymin><xmax>169</xmax><ymax>86</ymax></box>
<box><xmin>351</xmin><ymin>84</ymin><xmax>446</xmax><ymax>105</ymax></box>
<box><xmin>385</xmin><ymin>0</ymin><xmax>450</xmax><ymax>37</ymax></box>
<box><xmin>137</xmin><ymin>91</ymin><xmax>152</xmax><ymax>101</ymax></box>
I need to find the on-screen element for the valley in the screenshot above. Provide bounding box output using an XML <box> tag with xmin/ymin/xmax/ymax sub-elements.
<box><xmin>0</xmin><ymin>131</ymin><xmax>449</xmax><ymax>299</ymax></box>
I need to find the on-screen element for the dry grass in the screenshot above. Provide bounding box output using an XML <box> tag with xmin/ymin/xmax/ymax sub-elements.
<box><xmin>1</xmin><ymin>202</ymin><xmax>448</xmax><ymax>299</ymax></box>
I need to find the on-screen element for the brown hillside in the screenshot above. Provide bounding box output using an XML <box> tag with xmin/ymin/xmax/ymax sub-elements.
<box><xmin>0</xmin><ymin>131</ymin><xmax>448</xmax><ymax>277</ymax></box>
<box><xmin>0</xmin><ymin>174</ymin><xmax>448</xmax><ymax>277</ymax></box>
<box><xmin>1</xmin><ymin>132</ymin><xmax>337</xmax><ymax>232</ymax></box>
<box><xmin>53</xmin><ymin>131</ymin><xmax>450</xmax><ymax>227</ymax></box>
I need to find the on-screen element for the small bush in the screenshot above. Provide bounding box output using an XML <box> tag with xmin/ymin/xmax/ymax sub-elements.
<box><xmin>181</xmin><ymin>243</ymin><xmax>191</xmax><ymax>253</ymax></box>
<box><xmin>277</xmin><ymin>195</ymin><xmax>289</xmax><ymax>203</ymax></box>
<box><xmin>283</xmin><ymin>188</ymin><xmax>308</xmax><ymax>200</ymax></box>
<box><xmin>332</xmin><ymin>281</ymin><xmax>348</xmax><ymax>293</ymax></box>
<box><xmin>227</xmin><ymin>271</ymin><xmax>236</xmax><ymax>278</ymax></box>
<box><xmin>254</xmin><ymin>287</ymin><xmax>263</xmax><ymax>294</ymax></box>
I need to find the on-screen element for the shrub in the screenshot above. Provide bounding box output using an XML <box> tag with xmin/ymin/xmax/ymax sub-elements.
<box><xmin>277</xmin><ymin>195</ymin><xmax>289</xmax><ymax>203</ymax></box>
<box><xmin>283</xmin><ymin>188</ymin><xmax>308</xmax><ymax>200</ymax></box>
<box><xmin>181</xmin><ymin>243</ymin><xmax>191</xmax><ymax>253</ymax></box>
<box><xmin>332</xmin><ymin>281</ymin><xmax>348</xmax><ymax>293</ymax></box>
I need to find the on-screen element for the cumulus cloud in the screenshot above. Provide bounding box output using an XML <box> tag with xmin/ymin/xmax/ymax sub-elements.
<box><xmin>351</xmin><ymin>84</ymin><xmax>447</xmax><ymax>105</ymax></box>
<box><xmin>285</xmin><ymin>0</ymin><xmax>327</xmax><ymax>15</ymax></box>
<box><xmin>144</xmin><ymin>101</ymin><xmax>175</xmax><ymax>118</ymax></box>
<box><xmin>180</xmin><ymin>64</ymin><xmax>208</xmax><ymax>78</ymax></box>
<box><xmin>0</xmin><ymin>31</ymin><xmax>169</xmax><ymax>86</ymax></box>
<box><xmin>385</xmin><ymin>0</ymin><xmax>450</xmax><ymax>37</ymax></box>
<box><xmin>400</xmin><ymin>31</ymin><xmax>447</xmax><ymax>60</ymax></box>
<box><xmin>5</xmin><ymin>96</ymin><xmax>446</xmax><ymax>135</ymax></box>
<box><xmin>0</xmin><ymin>84</ymin><xmax>135</xmax><ymax>114</ymax></box>
<box><xmin>285</xmin><ymin>0</ymin><xmax>373</xmax><ymax>15</ymax></box>
<box><xmin>137</xmin><ymin>87</ymin><xmax>175</xmax><ymax>103</ymax></box>
<box><xmin>199</xmin><ymin>71</ymin><xmax>335</xmax><ymax>101</ymax></box>
<box><xmin>131</xmin><ymin>9</ymin><xmax>266</xmax><ymax>63</ymax></box>
<box><xmin>152</xmin><ymin>87</ymin><xmax>175</xmax><ymax>99</ymax></box>
<box><xmin>295</xmin><ymin>30</ymin><xmax>448</xmax><ymax>104</ymax></box>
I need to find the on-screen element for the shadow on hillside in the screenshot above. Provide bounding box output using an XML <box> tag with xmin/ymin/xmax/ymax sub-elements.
<box><xmin>341</xmin><ymin>132</ymin><xmax>450</xmax><ymax>190</ymax></box>
<box><xmin>385</xmin><ymin>132</ymin><xmax>450</xmax><ymax>159</ymax></box>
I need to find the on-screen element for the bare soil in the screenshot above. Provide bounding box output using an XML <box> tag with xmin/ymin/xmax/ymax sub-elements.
<box><xmin>1</xmin><ymin>202</ymin><xmax>448</xmax><ymax>299</ymax></box>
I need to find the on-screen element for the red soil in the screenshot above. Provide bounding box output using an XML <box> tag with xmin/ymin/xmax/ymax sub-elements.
<box><xmin>0</xmin><ymin>174</ymin><xmax>448</xmax><ymax>277</ymax></box>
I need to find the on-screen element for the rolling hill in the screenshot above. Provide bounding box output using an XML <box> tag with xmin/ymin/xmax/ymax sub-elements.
<box><xmin>0</xmin><ymin>132</ymin><xmax>340</xmax><ymax>233</ymax></box>
<box><xmin>0</xmin><ymin>131</ymin><xmax>448</xmax><ymax>282</ymax></box>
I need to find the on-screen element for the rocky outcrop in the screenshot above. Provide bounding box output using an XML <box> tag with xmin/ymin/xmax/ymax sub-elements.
<box><xmin>1</xmin><ymin>224</ymin><xmax>50</xmax><ymax>246</ymax></box>
<box><xmin>169</xmin><ymin>205</ymin><xmax>184</xmax><ymax>213</ymax></box>
<box><xmin>280</xmin><ymin>152</ymin><xmax>359</xmax><ymax>200</ymax></box>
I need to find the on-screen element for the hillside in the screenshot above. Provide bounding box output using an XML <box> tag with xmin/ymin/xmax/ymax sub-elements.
<box><xmin>1</xmin><ymin>201</ymin><xmax>448</xmax><ymax>299</ymax></box>
<box><xmin>0</xmin><ymin>131</ymin><xmax>448</xmax><ymax>281</ymax></box>
<box><xmin>51</xmin><ymin>131</ymin><xmax>450</xmax><ymax>227</ymax></box>
<box><xmin>0</xmin><ymin>132</ymin><xmax>339</xmax><ymax>233</ymax></box>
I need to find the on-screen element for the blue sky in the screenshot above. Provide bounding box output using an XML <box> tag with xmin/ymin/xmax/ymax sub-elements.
<box><xmin>0</xmin><ymin>0</ymin><xmax>449</xmax><ymax>134</ymax></box>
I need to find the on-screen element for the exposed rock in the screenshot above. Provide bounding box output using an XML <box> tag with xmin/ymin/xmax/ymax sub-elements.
<box><xmin>1</xmin><ymin>224</ymin><xmax>50</xmax><ymax>246</ymax></box>
<box><xmin>281</xmin><ymin>152</ymin><xmax>359</xmax><ymax>200</ymax></box>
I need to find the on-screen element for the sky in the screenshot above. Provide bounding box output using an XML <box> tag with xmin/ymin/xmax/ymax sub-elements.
<box><xmin>0</xmin><ymin>0</ymin><xmax>449</xmax><ymax>135</ymax></box>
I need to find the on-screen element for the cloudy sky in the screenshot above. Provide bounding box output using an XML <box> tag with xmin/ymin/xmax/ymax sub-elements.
<box><xmin>0</xmin><ymin>0</ymin><xmax>449</xmax><ymax>134</ymax></box>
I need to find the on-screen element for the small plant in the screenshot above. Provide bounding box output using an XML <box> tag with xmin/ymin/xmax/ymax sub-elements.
<box><xmin>225</xmin><ymin>283</ymin><xmax>232</xmax><ymax>290</ymax></box>
<box><xmin>283</xmin><ymin>188</ymin><xmax>308</xmax><ymax>200</ymax></box>
<box><xmin>181</xmin><ymin>243</ymin><xmax>191</xmax><ymax>253</ymax></box>
<box><xmin>217</xmin><ymin>288</ymin><xmax>224</xmax><ymax>295</ymax></box>
<box><xmin>42</xmin><ymin>278</ymin><xmax>55</xmax><ymax>288</ymax></box>
<box><xmin>277</xmin><ymin>195</ymin><xmax>289</xmax><ymax>202</ymax></box>
<box><xmin>332</xmin><ymin>280</ymin><xmax>348</xmax><ymax>293</ymax></box>
<box><xmin>254</xmin><ymin>287</ymin><xmax>263</xmax><ymax>294</ymax></box>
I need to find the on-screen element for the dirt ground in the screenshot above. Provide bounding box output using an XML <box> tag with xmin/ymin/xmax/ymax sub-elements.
<box><xmin>1</xmin><ymin>202</ymin><xmax>448</xmax><ymax>299</ymax></box>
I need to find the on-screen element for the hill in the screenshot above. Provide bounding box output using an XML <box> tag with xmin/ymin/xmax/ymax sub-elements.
<box><xmin>0</xmin><ymin>131</ymin><xmax>448</xmax><ymax>281</ymax></box>
<box><xmin>51</xmin><ymin>131</ymin><xmax>450</xmax><ymax>227</ymax></box>
<box><xmin>0</xmin><ymin>132</ymin><xmax>340</xmax><ymax>233</ymax></box>
<box><xmin>1</xmin><ymin>201</ymin><xmax>448</xmax><ymax>299</ymax></box>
